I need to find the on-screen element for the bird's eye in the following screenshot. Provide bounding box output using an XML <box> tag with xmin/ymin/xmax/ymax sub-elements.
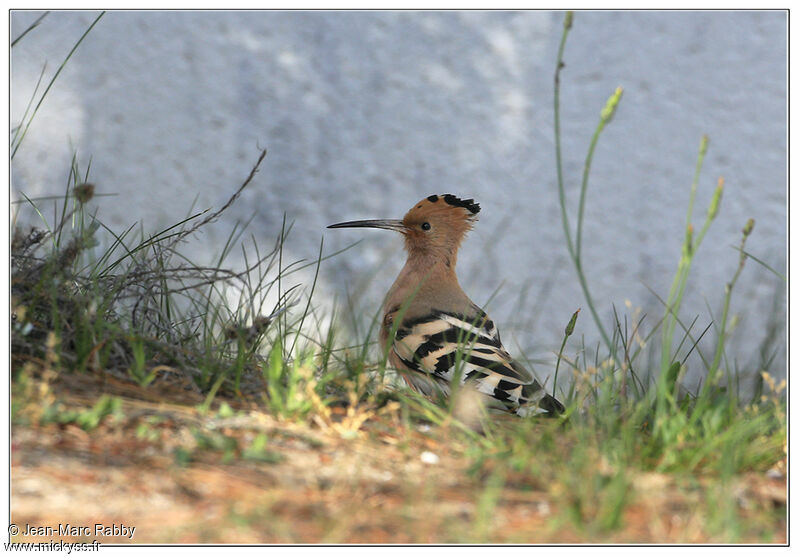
<box><xmin>421</xmin><ymin>222</ymin><xmax>431</xmax><ymax>231</ymax></box>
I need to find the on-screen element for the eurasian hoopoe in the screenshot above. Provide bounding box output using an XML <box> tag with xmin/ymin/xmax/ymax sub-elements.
<box><xmin>329</xmin><ymin>194</ymin><xmax>564</xmax><ymax>416</ymax></box>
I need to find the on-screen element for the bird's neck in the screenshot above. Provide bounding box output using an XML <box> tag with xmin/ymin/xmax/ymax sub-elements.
<box><xmin>407</xmin><ymin>242</ymin><xmax>459</xmax><ymax>271</ymax></box>
<box><xmin>404</xmin><ymin>251</ymin><xmax>457</xmax><ymax>282</ymax></box>
<box><xmin>384</xmin><ymin>250</ymin><xmax>463</xmax><ymax>316</ymax></box>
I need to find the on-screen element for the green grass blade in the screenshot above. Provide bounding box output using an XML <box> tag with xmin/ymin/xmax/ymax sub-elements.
<box><xmin>12</xmin><ymin>11</ymin><xmax>105</xmax><ymax>159</ymax></box>
<box><xmin>11</xmin><ymin>11</ymin><xmax>50</xmax><ymax>47</ymax></box>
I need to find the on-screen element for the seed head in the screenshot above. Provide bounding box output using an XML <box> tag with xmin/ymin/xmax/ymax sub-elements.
<box><xmin>73</xmin><ymin>183</ymin><xmax>95</xmax><ymax>205</ymax></box>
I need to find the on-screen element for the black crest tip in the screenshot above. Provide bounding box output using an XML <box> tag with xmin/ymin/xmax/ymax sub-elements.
<box><xmin>441</xmin><ymin>194</ymin><xmax>481</xmax><ymax>215</ymax></box>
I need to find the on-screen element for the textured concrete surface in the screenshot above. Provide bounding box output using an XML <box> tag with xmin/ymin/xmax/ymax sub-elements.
<box><xmin>11</xmin><ymin>11</ymin><xmax>786</xmax><ymax>384</ymax></box>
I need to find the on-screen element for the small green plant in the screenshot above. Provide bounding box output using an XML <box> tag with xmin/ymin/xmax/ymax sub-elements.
<box><xmin>135</xmin><ymin>415</ymin><xmax>165</xmax><ymax>442</ymax></box>
<box><xmin>242</xmin><ymin>433</ymin><xmax>283</xmax><ymax>463</ymax></box>
<box><xmin>40</xmin><ymin>395</ymin><xmax>123</xmax><ymax>431</ymax></box>
<box><xmin>127</xmin><ymin>336</ymin><xmax>156</xmax><ymax>386</ymax></box>
<box><xmin>262</xmin><ymin>340</ymin><xmax>323</xmax><ymax>419</ymax></box>
<box><xmin>193</xmin><ymin>430</ymin><xmax>239</xmax><ymax>464</ymax></box>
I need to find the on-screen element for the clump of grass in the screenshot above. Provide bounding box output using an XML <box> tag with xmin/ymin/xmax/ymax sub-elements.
<box><xmin>11</xmin><ymin>13</ymin><xmax>375</xmax><ymax>433</ymax></box>
<box><xmin>552</xmin><ymin>9</ymin><xmax>783</xmax><ymax>434</ymax></box>
<box><xmin>11</xmin><ymin>148</ymin><xmax>341</xmax><ymax>420</ymax></box>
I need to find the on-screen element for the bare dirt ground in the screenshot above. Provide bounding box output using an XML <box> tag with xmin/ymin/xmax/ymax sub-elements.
<box><xmin>11</xmin><ymin>372</ymin><xmax>787</xmax><ymax>544</ymax></box>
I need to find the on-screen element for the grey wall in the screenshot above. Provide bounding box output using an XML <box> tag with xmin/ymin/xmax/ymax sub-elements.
<box><xmin>11</xmin><ymin>11</ymin><xmax>786</xmax><ymax>383</ymax></box>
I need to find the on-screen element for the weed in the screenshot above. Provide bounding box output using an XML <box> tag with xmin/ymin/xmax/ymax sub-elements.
<box><xmin>40</xmin><ymin>395</ymin><xmax>123</xmax><ymax>431</ymax></box>
<box><xmin>242</xmin><ymin>433</ymin><xmax>283</xmax><ymax>463</ymax></box>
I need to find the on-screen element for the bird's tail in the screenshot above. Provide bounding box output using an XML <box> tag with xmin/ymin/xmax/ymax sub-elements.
<box><xmin>515</xmin><ymin>391</ymin><xmax>565</xmax><ymax>417</ymax></box>
<box><xmin>537</xmin><ymin>392</ymin><xmax>565</xmax><ymax>415</ymax></box>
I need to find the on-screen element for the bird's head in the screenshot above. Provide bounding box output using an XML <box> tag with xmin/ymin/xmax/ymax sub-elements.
<box><xmin>328</xmin><ymin>194</ymin><xmax>481</xmax><ymax>265</ymax></box>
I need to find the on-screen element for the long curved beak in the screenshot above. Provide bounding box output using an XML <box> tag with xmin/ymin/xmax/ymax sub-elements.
<box><xmin>327</xmin><ymin>219</ymin><xmax>406</xmax><ymax>233</ymax></box>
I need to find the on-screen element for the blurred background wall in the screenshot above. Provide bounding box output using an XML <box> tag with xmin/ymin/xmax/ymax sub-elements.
<box><xmin>10</xmin><ymin>10</ymin><xmax>786</xmax><ymax>383</ymax></box>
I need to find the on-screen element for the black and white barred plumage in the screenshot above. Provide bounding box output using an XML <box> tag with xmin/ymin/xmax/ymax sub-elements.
<box><xmin>387</xmin><ymin>306</ymin><xmax>564</xmax><ymax>416</ymax></box>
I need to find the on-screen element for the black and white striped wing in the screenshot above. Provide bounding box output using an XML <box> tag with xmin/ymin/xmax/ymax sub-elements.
<box><xmin>391</xmin><ymin>308</ymin><xmax>559</xmax><ymax>414</ymax></box>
